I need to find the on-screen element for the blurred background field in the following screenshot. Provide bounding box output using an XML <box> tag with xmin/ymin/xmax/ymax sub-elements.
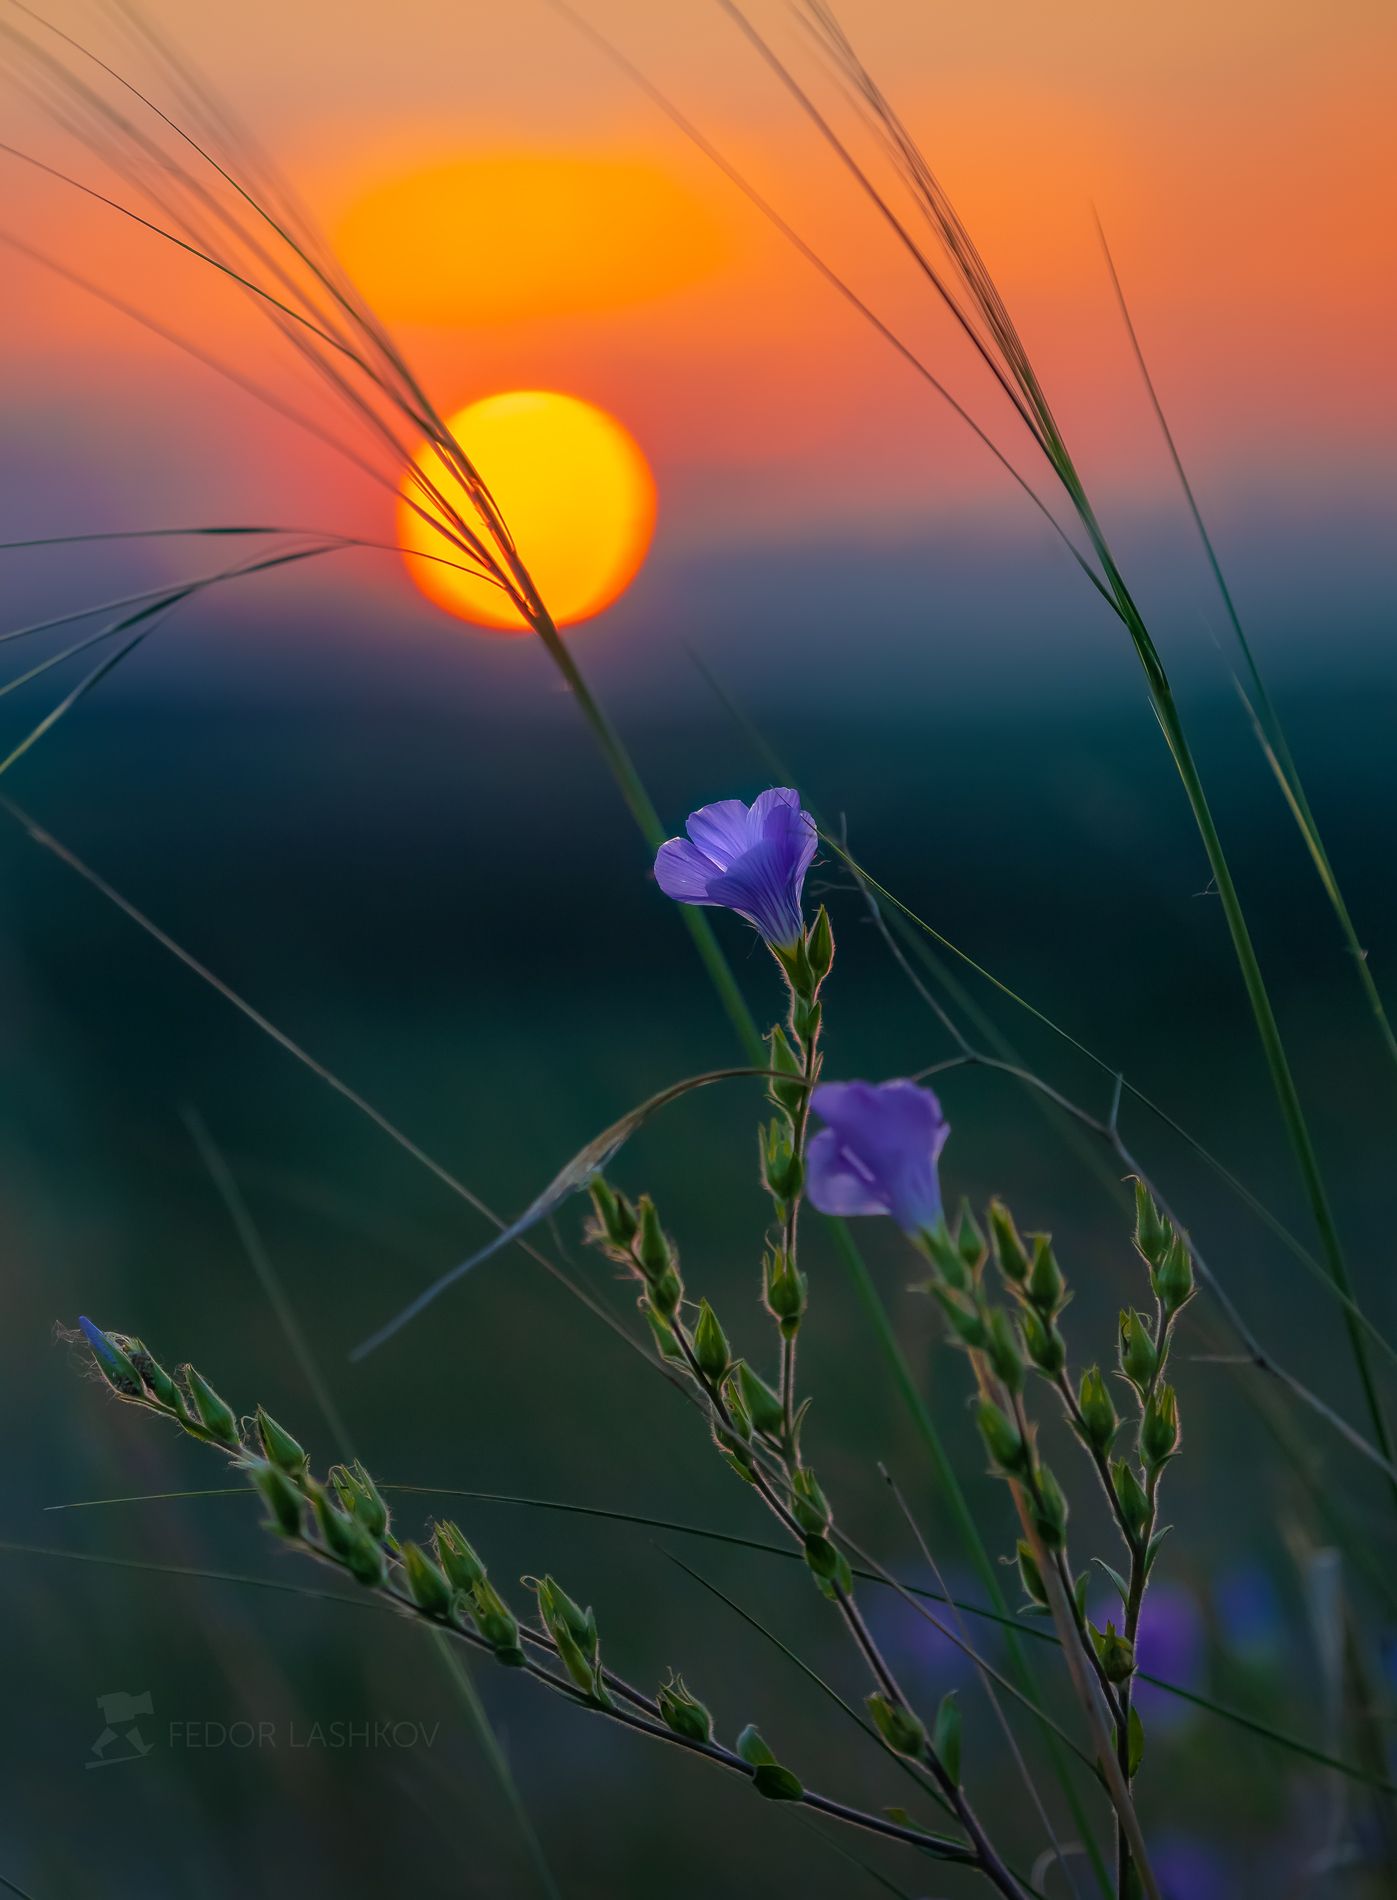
<box><xmin>2</xmin><ymin>2</ymin><xmax>1395</xmax><ymax>1896</ymax></box>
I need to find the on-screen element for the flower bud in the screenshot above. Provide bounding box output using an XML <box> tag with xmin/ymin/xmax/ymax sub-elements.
<box><xmin>763</xmin><ymin>1247</ymin><xmax>807</xmax><ymax>1336</ymax></box>
<box><xmin>988</xmin><ymin>1200</ymin><xmax>1030</xmax><ymax>1285</ymax></box>
<box><xmin>77</xmin><ymin>1317</ymin><xmax>141</xmax><ymax>1396</ymax></box>
<box><xmin>985</xmin><ymin>1308</ymin><xmax>1025</xmax><ymax>1394</ymax></box>
<box><xmin>767</xmin><ymin>1026</ymin><xmax>805</xmax><ymax>1115</ymax></box>
<box><xmin>650</xmin><ymin>1267</ymin><xmax>683</xmax><ymax>1320</ymax></box>
<box><xmin>929</xmin><ymin>1281</ymin><xmax>988</xmax><ymax>1350</ymax></box>
<box><xmin>1020</xmin><ymin>1307</ymin><xmax>1066</xmax><ymax>1377</ymax></box>
<box><xmin>807</xmin><ymin>906</ymin><xmax>835</xmax><ymax>983</ymax></box>
<box><xmin>955</xmin><ymin>1200</ymin><xmax>986</xmax><ymax>1271</ymax></box>
<box><xmin>693</xmin><ymin>1300</ymin><xmax>731</xmax><ymax>1381</ymax></box>
<box><xmin>866</xmin><ymin>1692</ymin><xmax>926</xmax><ymax>1757</ymax></box>
<box><xmin>256</xmin><ymin>1408</ymin><xmax>308</xmax><ymax>1477</ymax></box>
<box><xmin>657</xmin><ymin>1673</ymin><xmax>712</xmax><ymax>1743</ymax></box>
<box><xmin>1140</xmin><ymin>1384</ymin><xmax>1180</xmax><ymax>1470</ymax></box>
<box><xmin>1111</xmin><ymin>1459</ymin><xmax>1151</xmax><ymax>1541</ymax></box>
<box><xmin>1118</xmin><ymin>1310</ymin><xmax>1159</xmax><ymax>1392</ymax></box>
<box><xmin>345</xmin><ymin>1462</ymin><xmax>389</xmax><ymax>1539</ymax></box>
<box><xmin>1032</xmin><ymin>1465</ymin><xmax>1069</xmax><ymax>1549</ymax></box>
<box><xmin>127</xmin><ymin>1340</ymin><xmax>184</xmax><ymax>1414</ymax></box>
<box><xmin>1077</xmin><ymin>1366</ymin><xmax>1119</xmax><ymax>1452</ymax></box>
<box><xmin>310</xmin><ymin>1485</ymin><xmax>386</xmax><ymax>1587</ymax></box>
<box><xmin>1027</xmin><ymin>1236</ymin><xmax>1065</xmax><ymax>1315</ymax></box>
<box><xmin>588</xmin><ymin>1176</ymin><xmax>638</xmax><ymax>1251</ymax></box>
<box><xmin>644</xmin><ymin>1303</ymin><xmax>686</xmax><ymax>1361</ymax></box>
<box><xmin>185</xmin><ymin>1366</ymin><xmax>239</xmax><ymax>1446</ymax></box>
<box><xmin>434</xmin><ymin>1521</ymin><xmax>487</xmax><ymax>1592</ymax></box>
<box><xmin>402</xmin><ymin>1541</ymin><xmax>453</xmax><ymax>1619</ymax></box>
<box><xmin>760</xmin><ymin>1119</ymin><xmax>802</xmax><ymax>1203</ymax></box>
<box><xmin>635</xmin><ymin>1196</ymin><xmax>673</xmax><ymax>1281</ymax></box>
<box><xmin>736</xmin><ymin>1362</ymin><xmax>785</xmax><ymax>1439</ymax></box>
<box><xmin>1091</xmin><ymin>1619</ymin><xmax>1136</xmax><ymax>1683</ymax></box>
<box><xmin>469</xmin><ymin>1580</ymin><xmax>524</xmax><ymax>1665</ymax></box>
<box><xmin>1152</xmin><ymin>1234</ymin><xmax>1195</xmax><ymax>1316</ymax></box>
<box><xmin>977</xmin><ymin>1399</ymin><xmax>1028</xmax><ymax>1474</ymax></box>
<box><xmin>1133</xmin><ymin>1179</ymin><xmax>1170</xmax><ymax>1270</ymax></box>
<box><xmin>250</xmin><ymin>1460</ymin><xmax>304</xmax><ymax>1537</ymax></box>
<box><xmin>916</xmin><ymin>1216</ymin><xmax>968</xmax><ymax>1290</ymax></box>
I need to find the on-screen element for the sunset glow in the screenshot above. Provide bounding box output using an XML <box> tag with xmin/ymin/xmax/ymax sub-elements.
<box><xmin>397</xmin><ymin>391</ymin><xmax>657</xmax><ymax>632</ymax></box>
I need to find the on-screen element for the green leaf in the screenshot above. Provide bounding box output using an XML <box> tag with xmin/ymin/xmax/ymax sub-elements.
<box><xmin>1091</xmin><ymin>1556</ymin><xmax>1131</xmax><ymax>1607</ymax></box>
<box><xmin>1127</xmin><ymin>1705</ymin><xmax>1145</xmax><ymax>1777</ymax></box>
<box><xmin>751</xmin><ymin>1762</ymin><xmax>804</xmax><ymax>1801</ymax></box>
<box><xmin>932</xmin><ymin>1691</ymin><xmax>961</xmax><ymax>1785</ymax></box>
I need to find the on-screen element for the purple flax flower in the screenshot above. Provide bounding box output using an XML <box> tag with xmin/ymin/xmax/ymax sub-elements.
<box><xmin>653</xmin><ymin>789</ymin><xmax>817</xmax><ymax>950</ymax></box>
<box><xmin>805</xmin><ymin>1080</ymin><xmax>949</xmax><ymax>1234</ymax></box>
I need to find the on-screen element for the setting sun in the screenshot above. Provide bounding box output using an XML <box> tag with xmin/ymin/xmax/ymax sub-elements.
<box><xmin>398</xmin><ymin>391</ymin><xmax>657</xmax><ymax>633</ymax></box>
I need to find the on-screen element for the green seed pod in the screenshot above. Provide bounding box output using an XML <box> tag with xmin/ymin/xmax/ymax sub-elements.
<box><xmin>1032</xmin><ymin>1465</ymin><xmax>1069</xmax><ymax>1549</ymax></box>
<box><xmin>650</xmin><ymin>1266</ymin><xmax>684</xmax><ymax>1320</ymax></box>
<box><xmin>588</xmin><ymin>1176</ymin><xmax>638</xmax><ymax>1251</ymax></box>
<box><xmin>311</xmin><ymin>1488</ymin><xmax>386</xmax><ymax>1587</ymax></box>
<box><xmin>807</xmin><ymin>905</ymin><xmax>835</xmax><ymax>982</ymax></box>
<box><xmin>693</xmin><ymin>1300</ymin><xmax>731</xmax><ymax>1382</ymax></box>
<box><xmin>126</xmin><ymin>1341</ymin><xmax>183</xmax><ymax>1413</ymax></box>
<box><xmin>985</xmin><ymin>1307</ymin><xmax>1025</xmax><ymax>1394</ymax></box>
<box><xmin>767</xmin><ymin>1025</ymin><xmax>805</xmax><ymax>1115</ymax></box>
<box><xmin>1077</xmin><ymin>1366</ymin><xmax>1119</xmax><ymax>1452</ymax></box>
<box><xmin>1133</xmin><ymin>1179</ymin><xmax>1170</xmax><ymax>1270</ymax></box>
<box><xmin>802</xmin><ymin>1533</ymin><xmax>852</xmax><ymax>1595</ymax></box>
<box><xmin>1091</xmin><ymin>1619</ymin><xmax>1136</xmax><ymax>1684</ymax></box>
<box><xmin>635</xmin><ymin>1196</ymin><xmax>673</xmax><ymax>1282</ymax></box>
<box><xmin>760</xmin><ymin>1119</ymin><xmax>801</xmax><ymax>1202</ymax></box>
<box><xmin>977</xmin><ymin>1400</ymin><xmax>1028</xmax><ymax>1475</ymax></box>
<box><xmin>185</xmin><ymin>1366</ymin><xmax>239</xmax><ymax>1446</ymax></box>
<box><xmin>434</xmin><ymin>1521</ymin><xmax>487</xmax><ymax>1593</ymax></box>
<box><xmin>1020</xmin><ymin>1306</ymin><xmax>1066</xmax><ymax>1377</ymax></box>
<box><xmin>1027</xmin><ymin>1235</ymin><xmax>1066</xmax><ymax>1315</ymax></box>
<box><xmin>345</xmin><ymin>1462</ymin><xmax>389</xmax><ymax>1539</ymax></box>
<box><xmin>644</xmin><ymin>1303</ymin><xmax>686</xmax><ymax>1362</ymax></box>
<box><xmin>1152</xmin><ymin>1234</ymin><xmax>1195</xmax><ymax>1316</ymax></box>
<box><xmin>736</xmin><ymin>1362</ymin><xmax>785</xmax><ymax>1439</ymax></box>
<box><xmin>256</xmin><ymin>1408</ymin><xmax>308</xmax><ymax>1477</ymax></box>
<box><xmin>401</xmin><ymin>1542</ymin><xmax>453</xmax><ymax>1618</ymax></box>
<box><xmin>929</xmin><ymin>1281</ymin><xmax>988</xmax><ymax>1351</ymax></box>
<box><xmin>250</xmin><ymin>1460</ymin><xmax>304</xmax><ymax>1538</ymax></box>
<box><xmin>764</xmin><ymin>1247</ymin><xmax>807</xmax><ymax>1334</ymax></box>
<box><xmin>1015</xmin><ymin>1537</ymin><xmax>1050</xmax><ymax>1608</ymax></box>
<box><xmin>470</xmin><ymin>1581</ymin><xmax>525</xmax><ymax>1665</ymax></box>
<box><xmin>790</xmin><ymin>1465</ymin><xmax>830</xmax><ymax>1536</ymax></box>
<box><xmin>657</xmin><ymin>1672</ymin><xmax>712</xmax><ymax>1743</ymax></box>
<box><xmin>1111</xmin><ymin>1459</ymin><xmax>1152</xmax><ymax>1541</ymax></box>
<box><xmin>1140</xmin><ymin>1384</ymin><xmax>1180</xmax><ymax>1470</ymax></box>
<box><xmin>866</xmin><ymin>1692</ymin><xmax>926</xmax><ymax>1757</ymax></box>
<box><xmin>919</xmin><ymin>1216</ymin><xmax>969</xmax><ymax>1290</ymax></box>
<box><xmin>955</xmin><ymin>1200</ymin><xmax>986</xmax><ymax>1271</ymax></box>
<box><xmin>1118</xmin><ymin>1310</ymin><xmax>1159</xmax><ymax>1392</ymax></box>
<box><xmin>987</xmin><ymin>1199</ymin><xmax>1030</xmax><ymax>1285</ymax></box>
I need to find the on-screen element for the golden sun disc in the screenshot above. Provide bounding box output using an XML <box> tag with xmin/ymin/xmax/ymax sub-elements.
<box><xmin>398</xmin><ymin>391</ymin><xmax>657</xmax><ymax>634</ymax></box>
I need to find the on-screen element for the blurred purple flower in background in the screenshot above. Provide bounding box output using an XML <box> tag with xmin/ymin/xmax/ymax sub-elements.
<box><xmin>1097</xmin><ymin>1582</ymin><xmax>1205</xmax><ymax>1731</ymax></box>
<box><xmin>1213</xmin><ymin>1562</ymin><xmax>1285</xmax><ymax>1663</ymax></box>
<box><xmin>805</xmin><ymin>1079</ymin><xmax>949</xmax><ymax>1233</ymax></box>
<box><xmin>653</xmin><ymin>788</ymin><xmax>817</xmax><ymax>949</ymax></box>
<box><xmin>1152</xmin><ymin>1833</ymin><xmax>1231</xmax><ymax>1900</ymax></box>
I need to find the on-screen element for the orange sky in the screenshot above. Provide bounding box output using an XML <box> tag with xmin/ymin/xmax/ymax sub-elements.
<box><xmin>3</xmin><ymin>0</ymin><xmax>1394</xmax><ymax>573</ymax></box>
